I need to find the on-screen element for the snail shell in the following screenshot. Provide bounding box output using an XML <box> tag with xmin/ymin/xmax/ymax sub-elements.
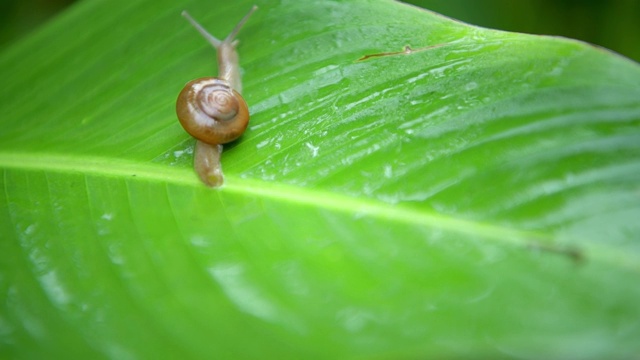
<box><xmin>176</xmin><ymin>77</ymin><xmax>249</xmax><ymax>145</ymax></box>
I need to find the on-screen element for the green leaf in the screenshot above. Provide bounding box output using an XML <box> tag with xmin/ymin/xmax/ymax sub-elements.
<box><xmin>1</xmin><ymin>0</ymin><xmax>639</xmax><ymax>358</ymax></box>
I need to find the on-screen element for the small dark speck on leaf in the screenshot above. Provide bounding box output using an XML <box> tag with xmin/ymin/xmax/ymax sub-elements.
<box><xmin>357</xmin><ymin>43</ymin><xmax>446</xmax><ymax>62</ymax></box>
<box><xmin>526</xmin><ymin>242</ymin><xmax>584</xmax><ymax>264</ymax></box>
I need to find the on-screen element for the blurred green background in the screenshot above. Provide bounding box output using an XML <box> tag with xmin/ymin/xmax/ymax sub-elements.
<box><xmin>1</xmin><ymin>0</ymin><xmax>639</xmax><ymax>62</ymax></box>
<box><xmin>0</xmin><ymin>0</ymin><xmax>76</xmax><ymax>49</ymax></box>
<box><xmin>408</xmin><ymin>0</ymin><xmax>640</xmax><ymax>62</ymax></box>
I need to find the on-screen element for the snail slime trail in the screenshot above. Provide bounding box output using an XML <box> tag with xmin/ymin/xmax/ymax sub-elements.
<box><xmin>176</xmin><ymin>6</ymin><xmax>257</xmax><ymax>187</ymax></box>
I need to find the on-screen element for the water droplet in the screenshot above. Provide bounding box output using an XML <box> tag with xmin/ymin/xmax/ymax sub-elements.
<box><xmin>305</xmin><ymin>142</ymin><xmax>320</xmax><ymax>157</ymax></box>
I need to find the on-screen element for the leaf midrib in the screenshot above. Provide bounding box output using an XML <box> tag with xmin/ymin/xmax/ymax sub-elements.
<box><xmin>2</xmin><ymin>150</ymin><xmax>638</xmax><ymax>273</ymax></box>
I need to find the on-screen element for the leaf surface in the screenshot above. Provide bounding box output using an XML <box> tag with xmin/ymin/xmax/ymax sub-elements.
<box><xmin>1</xmin><ymin>0</ymin><xmax>639</xmax><ymax>358</ymax></box>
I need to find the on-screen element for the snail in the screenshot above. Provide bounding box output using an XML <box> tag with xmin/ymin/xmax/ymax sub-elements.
<box><xmin>176</xmin><ymin>6</ymin><xmax>257</xmax><ymax>187</ymax></box>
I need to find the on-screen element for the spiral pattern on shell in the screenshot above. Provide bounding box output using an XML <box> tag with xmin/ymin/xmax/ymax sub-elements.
<box><xmin>176</xmin><ymin>77</ymin><xmax>250</xmax><ymax>145</ymax></box>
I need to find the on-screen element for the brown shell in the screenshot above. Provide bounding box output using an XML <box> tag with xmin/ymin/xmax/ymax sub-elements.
<box><xmin>176</xmin><ymin>77</ymin><xmax>249</xmax><ymax>144</ymax></box>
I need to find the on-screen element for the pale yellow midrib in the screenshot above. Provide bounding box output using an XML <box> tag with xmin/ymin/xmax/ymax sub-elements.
<box><xmin>1</xmin><ymin>150</ymin><xmax>638</xmax><ymax>273</ymax></box>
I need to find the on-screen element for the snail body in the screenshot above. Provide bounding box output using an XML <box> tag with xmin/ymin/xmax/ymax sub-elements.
<box><xmin>176</xmin><ymin>6</ymin><xmax>257</xmax><ymax>187</ymax></box>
